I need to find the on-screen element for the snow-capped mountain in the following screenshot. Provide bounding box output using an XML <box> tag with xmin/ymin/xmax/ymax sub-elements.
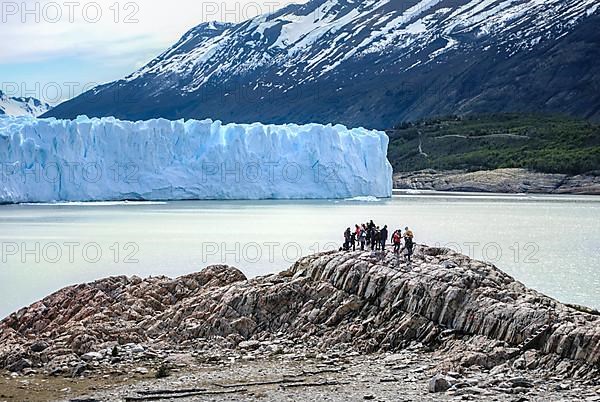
<box><xmin>0</xmin><ymin>91</ymin><xmax>52</xmax><ymax>117</ymax></box>
<box><xmin>46</xmin><ymin>0</ymin><xmax>600</xmax><ymax>128</ymax></box>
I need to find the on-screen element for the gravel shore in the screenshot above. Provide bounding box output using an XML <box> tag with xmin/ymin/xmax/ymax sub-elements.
<box><xmin>3</xmin><ymin>348</ymin><xmax>597</xmax><ymax>401</ymax></box>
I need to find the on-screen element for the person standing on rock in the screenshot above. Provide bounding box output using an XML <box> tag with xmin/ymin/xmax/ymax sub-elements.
<box><xmin>374</xmin><ymin>227</ymin><xmax>381</xmax><ymax>251</ymax></box>
<box><xmin>403</xmin><ymin>227</ymin><xmax>414</xmax><ymax>262</ymax></box>
<box><xmin>350</xmin><ymin>230</ymin><xmax>357</xmax><ymax>251</ymax></box>
<box><xmin>381</xmin><ymin>225</ymin><xmax>389</xmax><ymax>250</ymax></box>
<box><xmin>393</xmin><ymin>229</ymin><xmax>402</xmax><ymax>254</ymax></box>
<box><xmin>343</xmin><ymin>227</ymin><xmax>351</xmax><ymax>251</ymax></box>
<box><xmin>369</xmin><ymin>226</ymin><xmax>376</xmax><ymax>251</ymax></box>
<box><xmin>359</xmin><ymin>225</ymin><xmax>367</xmax><ymax>251</ymax></box>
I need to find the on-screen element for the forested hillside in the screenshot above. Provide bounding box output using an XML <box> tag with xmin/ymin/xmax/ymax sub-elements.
<box><xmin>387</xmin><ymin>114</ymin><xmax>600</xmax><ymax>175</ymax></box>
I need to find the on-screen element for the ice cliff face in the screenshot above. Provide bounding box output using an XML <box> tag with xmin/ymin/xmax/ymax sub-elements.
<box><xmin>0</xmin><ymin>116</ymin><xmax>392</xmax><ymax>203</ymax></box>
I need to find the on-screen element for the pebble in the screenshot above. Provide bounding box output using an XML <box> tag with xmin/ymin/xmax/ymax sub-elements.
<box><xmin>131</xmin><ymin>345</ymin><xmax>145</xmax><ymax>354</ymax></box>
<box><xmin>239</xmin><ymin>340</ymin><xmax>261</xmax><ymax>350</ymax></box>
<box><xmin>81</xmin><ymin>352</ymin><xmax>103</xmax><ymax>362</ymax></box>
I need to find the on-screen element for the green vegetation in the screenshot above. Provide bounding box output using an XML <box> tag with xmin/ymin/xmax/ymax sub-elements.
<box><xmin>387</xmin><ymin>114</ymin><xmax>600</xmax><ymax>175</ymax></box>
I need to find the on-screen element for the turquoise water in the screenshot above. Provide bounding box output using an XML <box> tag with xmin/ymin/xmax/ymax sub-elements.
<box><xmin>0</xmin><ymin>193</ymin><xmax>599</xmax><ymax>318</ymax></box>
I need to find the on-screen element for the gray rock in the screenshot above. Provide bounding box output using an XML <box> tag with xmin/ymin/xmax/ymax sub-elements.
<box><xmin>441</xmin><ymin>261</ymin><xmax>457</xmax><ymax>269</ymax></box>
<box><xmin>131</xmin><ymin>345</ymin><xmax>145</xmax><ymax>353</ymax></box>
<box><xmin>7</xmin><ymin>358</ymin><xmax>32</xmax><ymax>372</ymax></box>
<box><xmin>30</xmin><ymin>340</ymin><xmax>49</xmax><ymax>352</ymax></box>
<box><xmin>429</xmin><ymin>374</ymin><xmax>451</xmax><ymax>393</ymax></box>
<box><xmin>72</xmin><ymin>363</ymin><xmax>87</xmax><ymax>377</ymax></box>
<box><xmin>512</xmin><ymin>358</ymin><xmax>526</xmax><ymax>370</ymax></box>
<box><xmin>510</xmin><ymin>377</ymin><xmax>534</xmax><ymax>388</ymax></box>
<box><xmin>239</xmin><ymin>340</ymin><xmax>261</xmax><ymax>351</ymax></box>
<box><xmin>267</xmin><ymin>344</ymin><xmax>283</xmax><ymax>355</ymax></box>
<box><xmin>81</xmin><ymin>352</ymin><xmax>103</xmax><ymax>361</ymax></box>
<box><xmin>452</xmin><ymin>387</ymin><xmax>485</xmax><ymax>396</ymax></box>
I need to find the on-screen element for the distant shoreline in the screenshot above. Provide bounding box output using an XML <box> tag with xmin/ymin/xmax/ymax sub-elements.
<box><xmin>394</xmin><ymin>168</ymin><xmax>600</xmax><ymax>196</ymax></box>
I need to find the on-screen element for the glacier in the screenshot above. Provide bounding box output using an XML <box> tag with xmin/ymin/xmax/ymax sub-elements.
<box><xmin>0</xmin><ymin>116</ymin><xmax>392</xmax><ymax>203</ymax></box>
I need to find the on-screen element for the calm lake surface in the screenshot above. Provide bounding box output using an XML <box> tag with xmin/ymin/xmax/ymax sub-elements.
<box><xmin>1</xmin><ymin>193</ymin><xmax>599</xmax><ymax>318</ymax></box>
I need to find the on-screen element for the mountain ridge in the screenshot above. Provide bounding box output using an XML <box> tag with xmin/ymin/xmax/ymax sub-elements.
<box><xmin>45</xmin><ymin>0</ymin><xmax>600</xmax><ymax>128</ymax></box>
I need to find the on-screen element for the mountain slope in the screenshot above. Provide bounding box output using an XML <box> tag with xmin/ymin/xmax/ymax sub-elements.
<box><xmin>45</xmin><ymin>0</ymin><xmax>600</xmax><ymax>128</ymax></box>
<box><xmin>0</xmin><ymin>91</ymin><xmax>51</xmax><ymax>117</ymax></box>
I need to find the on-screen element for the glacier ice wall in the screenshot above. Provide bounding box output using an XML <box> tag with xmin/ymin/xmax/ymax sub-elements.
<box><xmin>0</xmin><ymin>116</ymin><xmax>392</xmax><ymax>203</ymax></box>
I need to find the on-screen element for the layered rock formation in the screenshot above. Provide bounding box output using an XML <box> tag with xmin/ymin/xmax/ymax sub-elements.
<box><xmin>394</xmin><ymin>169</ymin><xmax>600</xmax><ymax>195</ymax></box>
<box><xmin>1</xmin><ymin>247</ymin><xmax>599</xmax><ymax>380</ymax></box>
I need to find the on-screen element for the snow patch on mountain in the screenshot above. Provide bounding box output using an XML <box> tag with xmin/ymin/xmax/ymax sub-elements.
<box><xmin>0</xmin><ymin>91</ymin><xmax>51</xmax><ymax>117</ymax></box>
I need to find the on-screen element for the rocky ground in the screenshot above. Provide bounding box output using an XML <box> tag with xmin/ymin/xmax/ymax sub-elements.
<box><xmin>1</xmin><ymin>246</ymin><xmax>600</xmax><ymax>401</ymax></box>
<box><xmin>2</xmin><ymin>343</ymin><xmax>599</xmax><ymax>402</ymax></box>
<box><xmin>393</xmin><ymin>169</ymin><xmax>600</xmax><ymax>195</ymax></box>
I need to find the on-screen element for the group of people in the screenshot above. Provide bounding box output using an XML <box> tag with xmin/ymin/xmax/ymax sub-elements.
<box><xmin>342</xmin><ymin>220</ymin><xmax>415</xmax><ymax>262</ymax></box>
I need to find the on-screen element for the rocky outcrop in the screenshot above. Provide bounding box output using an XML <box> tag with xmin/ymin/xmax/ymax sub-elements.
<box><xmin>394</xmin><ymin>169</ymin><xmax>600</xmax><ymax>195</ymax></box>
<box><xmin>293</xmin><ymin>249</ymin><xmax>600</xmax><ymax>375</ymax></box>
<box><xmin>1</xmin><ymin>247</ymin><xmax>599</xmax><ymax>380</ymax></box>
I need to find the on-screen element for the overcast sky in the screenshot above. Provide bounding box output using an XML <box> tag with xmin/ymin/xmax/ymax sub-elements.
<box><xmin>0</xmin><ymin>0</ymin><xmax>305</xmax><ymax>103</ymax></box>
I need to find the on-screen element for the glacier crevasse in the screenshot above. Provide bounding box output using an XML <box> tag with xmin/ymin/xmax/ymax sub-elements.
<box><xmin>0</xmin><ymin>116</ymin><xmax>393</xmax><ymax>203</ymax></box>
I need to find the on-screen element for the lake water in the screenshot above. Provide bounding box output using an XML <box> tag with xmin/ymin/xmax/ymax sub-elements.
<box><xmin>1</xmin><ymin>193</ymin><xmax>599</xmax><ymax>318</ymax></box>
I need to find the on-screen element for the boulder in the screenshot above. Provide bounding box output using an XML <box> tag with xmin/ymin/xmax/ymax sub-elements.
<box><xmin>30</xmin><ymin>340</ymin><xmax>49</xmax><ymax>352</ymax></box>
<box><xmin>7</xmin><ymin>358</ymin><xmax>32</xmax><ymax>372</ymax></box>
<box><xmin>428</xmin><ymin>374</ymin><xmax>451</xmax><ymax>393</ymax></box>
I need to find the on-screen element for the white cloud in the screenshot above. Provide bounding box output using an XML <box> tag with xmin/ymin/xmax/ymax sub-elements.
<box><xmin>0</xmin><ymin>0</ymin><xmax>308</xmax><ymax>102</ymax></box>
<box><xmin>0</xmin><ymin>0</ymin><xmax>306</xmax><ymax>64</ymax></box>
